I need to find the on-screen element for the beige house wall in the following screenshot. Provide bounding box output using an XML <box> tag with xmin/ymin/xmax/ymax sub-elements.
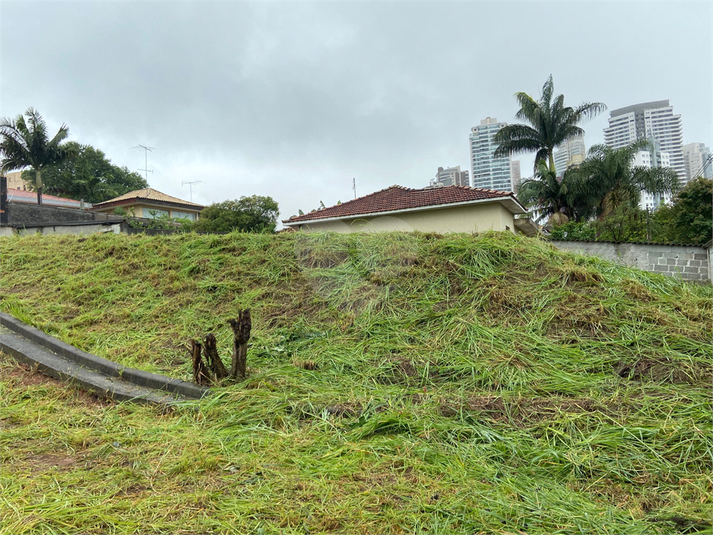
<box><xmin>5</xmin><ymin>171</ymin><xmax>31</xmax><ymax>191</ymax></box>
<box><xmin>297</xmin><ymin>203</ymin><xmax>516</xmax><ymax>234</ymax></box>
<box><xmin>93</xmin><ymin>202</ymin><xmax>200</xmax><ymax>221</ymax></box>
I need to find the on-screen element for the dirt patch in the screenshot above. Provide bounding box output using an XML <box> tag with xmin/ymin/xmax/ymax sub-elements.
<box><xmin>375</xmin><ymin>355</ymin><xmax>419</xmax><ymax>385</ymax></box>
<box><xmin>439</xmin><ymin>395</ymin><xmax>601</xmax><ymax>426</ymax></box>
<box><xmin>25</xmin><ymin>452</ymin><xmax>78</xmax><ymax>472</ymax></box>
<box><xmin>324</xmin><ymin>402</ymin><xmax>361</xmax><ymax>417</ymax></box>
<box><xmin>616</xmin><ymin>358</ymin><xmax>703</xmax><ymax>384</ymax></box>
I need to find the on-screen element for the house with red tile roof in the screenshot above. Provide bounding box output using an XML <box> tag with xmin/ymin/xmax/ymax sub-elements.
<box><xmin>91</xmin><ymin>188</ymin><xmax>203</xmax><ymax>222</ymax></box>
<box><xmin>283</xmin><ymin>185</ymin><xmax>536</xmax><ymax>235</ymax></box>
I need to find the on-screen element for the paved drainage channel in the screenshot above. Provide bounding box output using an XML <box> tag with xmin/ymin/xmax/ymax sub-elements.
<box><xmin>0</xmin><ymin>312</ymin><xmax>210</xmax><ymax>405</ymax></box>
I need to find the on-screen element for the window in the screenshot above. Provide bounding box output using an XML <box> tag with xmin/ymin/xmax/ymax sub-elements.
<box><xmin>143</xmin><ymin>207</ymin><xmax>169</xmax><ymax>219</ymax></box>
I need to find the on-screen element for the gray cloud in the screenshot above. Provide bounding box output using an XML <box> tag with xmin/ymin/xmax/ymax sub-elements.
<box><xmin>2</xmin><ymin>1</ymin><xmax>710</xmax><ymax>220</ymax></box>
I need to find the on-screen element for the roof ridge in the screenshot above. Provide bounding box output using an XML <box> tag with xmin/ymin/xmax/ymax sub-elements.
<box><xmin>288</xmin><ymin>184</ymin><xmax>405</xmax><ymax>220</ymax></box>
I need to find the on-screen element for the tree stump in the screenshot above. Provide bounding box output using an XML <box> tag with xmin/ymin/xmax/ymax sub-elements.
<box><xmin>204</xmin><ymin>333</ymin><xmax>229</xmax><ymax>380</ymax></box>
<box><xmin>229</xmin><ymin>309</ymin><xmax>252</xmax><ymax>379</ymax></box>
<box><xmin>190</xmin><ymin>339</ymin><xmax>212</xmax><ymax>385</ymax></box>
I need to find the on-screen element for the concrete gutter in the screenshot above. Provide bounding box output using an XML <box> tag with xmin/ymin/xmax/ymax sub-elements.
<box><xmin>0</xmin><ymin>312</ymin><xmax>210</xmax><ymax>404</ymax></box>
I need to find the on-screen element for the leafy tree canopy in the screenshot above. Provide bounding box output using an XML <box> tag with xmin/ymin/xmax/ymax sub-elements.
<box><xmin>654</xmin><ymin>177</ymin><xmax>712</xmax><ymax>245</ymax></box>
<box><xmin>21</xmin><ymin>141</ymin><xmax>148</xmax><ymax>204</ymax></box>
<box><xmin>192</xmin><ymin>195</ymin><xmax>279</xmax><ymax>234</ymax></box>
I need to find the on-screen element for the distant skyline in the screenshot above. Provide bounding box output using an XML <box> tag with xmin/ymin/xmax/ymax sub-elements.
<box><xmin>1</xmin><ymin>1</ymin><xmax>710</xmax><ymax>222</ymax></box>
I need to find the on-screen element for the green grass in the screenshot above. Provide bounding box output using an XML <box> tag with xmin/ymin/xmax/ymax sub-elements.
<box><xmin>1</xmin><ymin>230</ymin><xmax>711</xmax><ymax>534</ymax></box>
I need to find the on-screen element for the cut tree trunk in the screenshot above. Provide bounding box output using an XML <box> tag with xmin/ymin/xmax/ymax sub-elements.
<box><xmin>190</xmin><ymin>339</ymin><xmax>212</xmax><ymax>385</ymax></box>
<box><xmin>229</xmin><ymin>309</ymin><xmax>252</xmax><ymax>379</ymax></box>
<box><xmin>204</xmin><ymin>333</ymin><xmax>229</xmax><ymax>380</ymax></box>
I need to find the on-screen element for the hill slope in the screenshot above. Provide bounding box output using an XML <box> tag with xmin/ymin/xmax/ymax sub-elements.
<box><xmin>1</xmin><ymin>231</ymin><xmax>711</xmax><ymax>534</ymax></box>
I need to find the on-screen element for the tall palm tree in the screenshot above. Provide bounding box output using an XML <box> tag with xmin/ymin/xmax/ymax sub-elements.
<box><xmin>0</xmin><ymin>108</ymin><xmax>72</xmax><ymax>205</ymax></box>
<box><xmin>494</xmin><ymin>75</ymin><xmax>606</xmax><ymax>173</ymax></box>
<box><xmin>578</xmin><ymin>139</ymin><xmax>681</xmax><ymax>217</ymax></box>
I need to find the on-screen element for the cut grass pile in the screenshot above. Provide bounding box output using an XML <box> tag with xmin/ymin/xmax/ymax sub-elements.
<box><xmin>1</xmin><ymin>230</ymin><xmax>711</xmax><ymax>534</ymax></box>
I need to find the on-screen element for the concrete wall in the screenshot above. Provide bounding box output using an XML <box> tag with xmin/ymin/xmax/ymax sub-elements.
<box><xmin>551</xmin><ymin>240</ymin><xmax>710</xmax><ymax>282</ymax></box>
<box><xmin>298</xmin><ymin>203</ymin><xmax>517</xmax><ymax>234</ymax></box>
<box><xmin>14</xmin><ymin>223</ymin><xmax>122</xmax><ymax>236</ymax></box>
<box><xmin>7</xmin><ymin>202</ymin><xmax>120</xmax><ymax>226</ymax></box>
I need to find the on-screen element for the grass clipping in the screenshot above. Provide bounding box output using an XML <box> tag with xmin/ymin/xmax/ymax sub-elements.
<box><xmin>1</xmin><ymin>230</ymin><xmax>711</xmax><ymax>534</ymax></box>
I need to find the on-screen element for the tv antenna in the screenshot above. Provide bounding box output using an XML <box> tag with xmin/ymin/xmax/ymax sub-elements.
<box><xmin>132</xmin><ymin>144</ymin><xmax>155</xmax><ymax>182</ymax></box>
<box><xmin>353</xmin><ymin>177</ymin><xmax>357</xmax><ymax>199</ymax></box>
<box><xmin>182</xmin><ymin>180</ymin><xmax>203</xmax><ymax>202</ymax></box>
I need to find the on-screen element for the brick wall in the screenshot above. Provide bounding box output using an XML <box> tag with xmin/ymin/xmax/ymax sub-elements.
<box><xmin>550</xmin><ymin>241</ymin><xmax>711</xmax><ymax>283</ymax></box>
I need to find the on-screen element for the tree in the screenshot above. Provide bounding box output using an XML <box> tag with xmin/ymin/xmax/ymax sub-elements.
<box><xmin>494</xmin><ymin>75</ymin><xmax>606</xmax><ymax>173</ymax></box>
<box><xmin>21</xmin><ymin>142</ymin><xmax>148</xmax><ymax>203</ymax></box>
<box><xmin>576</xmin><ymin>139</ymin><xmax>681</xmax><ymax>218</ymax></box>
<box><xmin>0</xmin><ymin>108</ymin><xmax>73</xmax><ymax>205</ymax></box>
<box><xmin>192</xmin><ymin>195</ymin><xmax>279</xmax><ymax>233</ymax></box>
<box><xmin>654</xmin><ymin>177</ymin><xmax>712</xmax><ymax>244</ymax></box>
<box><xmin>517</xmin><ymin>161</ymin><xmax>595</xmax><ymax>224</ymax></box>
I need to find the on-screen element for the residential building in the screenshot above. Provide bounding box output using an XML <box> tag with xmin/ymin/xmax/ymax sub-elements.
<box><xmin>553</xmin><ymin>134</ymin><xmax>586</xmax><ymax>177</ymax></box>
<box><xmin>4</xmin><ymin>170</ymin><xmax>31</xmax><ymax>191</ymax></box>
<box><xmin>634</xmin><ymin>148</ymin><xmax>673</xmax><ymax>210</ymax></box>
<box><xmin>603</xmin><ymin>100</ymin><xmax>685</xmax><ymax>181</ymax></box>
<box><xmin>429</xmin><ymin>166</ymin><xmax>469</xmax><ymax>187</ymax></box>
<box><xmin>469</xmin><ymin>117</ymin><xmax>513</xmax><ymax>191</ymax></box>
<box><xmin>282</xmin><ymin>184</ymin><xmax>538</xmax><ymax>235</ymax></box>
<box><xmin>683</xmin><ymin>143</ymin><xmax>712</xmax><ymax>180</ymax></box>
<box><xmin>91</xmin><ymin>188</ymin><xmax>203</xmax><ymax>221</ymax></box>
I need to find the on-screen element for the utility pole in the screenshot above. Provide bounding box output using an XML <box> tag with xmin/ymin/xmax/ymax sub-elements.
<box><xmin>182</xmin><ymin>180</ymin><xmax>203</xmax><ymax>202</ymax></box>
<box><xmin>353</xmin><ymin>177</ymin><xmax>357</xmax><ymax>199</ymax></box>
<box><xmin>132</xmin><ymin>144</ymin><xmax>154</xmax><ymax>183</ymax></box>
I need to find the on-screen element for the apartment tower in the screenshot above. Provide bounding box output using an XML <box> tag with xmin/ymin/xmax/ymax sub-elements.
<box><xmin>469</xmin><ymin>117</ymin><xmax>513</xmax><ymax>191</ymax></box>
<box><xmin>430</xmin><ymin>166</ymin><xmax>470</xmax><ymax>187</ymax></box>
<box><xmin>682</xmin><ymin>143</ymin><xmax>712</xmax><ymax>180</ymax></box>
<box><xmin>603</xmin><ymin>100</ymin><xmax>685</xmax><ymax>181</ymax></box>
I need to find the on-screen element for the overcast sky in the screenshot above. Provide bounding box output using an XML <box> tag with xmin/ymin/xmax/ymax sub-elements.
<box><xmin>1</xmin><ymin>1</ymin><xmax>711</xmax><ymax>222</ymax></box>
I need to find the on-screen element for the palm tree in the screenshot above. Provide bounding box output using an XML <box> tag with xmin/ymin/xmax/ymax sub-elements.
<box><xmin>578</xmin><ymin>139</ymin><xmax>681</xmax><ymax>218</ymax></box>
<box><xmin>517</xmin><ymin>161</ymin><xmax>594</xmax><ymax>225</ymax></box>
<box><xmin>0</xmin><ymin>108</ymin><xmax>72</xmax><ymax>205</ymax></box>
<box><xmin>494</xmin><ymin>75</ymin><xmax>606</xmax><ymax>173</ymax></box>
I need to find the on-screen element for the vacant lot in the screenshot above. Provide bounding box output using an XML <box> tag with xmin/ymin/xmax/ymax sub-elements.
<box><xmin>1</xmin><ymin>231</ymin><xmax>711</xmax><ymax>534</ymax></box>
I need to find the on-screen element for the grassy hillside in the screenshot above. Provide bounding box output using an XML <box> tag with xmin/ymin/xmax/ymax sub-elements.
<box><xmin>1</xmin><ymin>231</ymin><xmax>711</xmax><ymax>534</ymax></box>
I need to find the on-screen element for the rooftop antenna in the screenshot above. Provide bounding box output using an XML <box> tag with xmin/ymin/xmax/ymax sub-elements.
<box><xmin>182</xmin><ymin>180</ymin><xmax>203</xmax><ymax>202</ymax></box>
<box><xmin>132</xmin><ymin>144</ymin><xmax>154</xmax><ymax>183</ymax></box>
<box><xmin>353</xmin><ymin>177</ymin><xmax>357</xmax><ymax>199</ymax></box>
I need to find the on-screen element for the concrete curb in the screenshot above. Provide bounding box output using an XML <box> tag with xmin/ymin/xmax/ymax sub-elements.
<box><xmin>0</xmin><ymin>312</ymin><xmax>210</xmax><ymax>401</ymax></box>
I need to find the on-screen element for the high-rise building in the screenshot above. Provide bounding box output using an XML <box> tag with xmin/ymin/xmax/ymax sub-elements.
<box><xmin>603</xmin><ymin>100</ymin><xmax>685</xmax><ymax>181</ymax></box>
<box><xmin>682</xmin><ymin>143</ymin><xmax>712</xmax><ymax>180</ymax></box>
<box><xmin>510</xmin><ymin>160</ymin><xmax>521</xmax><ymax>193</ymax></box>
<box><xmin>429</xmin><ymin>166</ymin><xmax>469</xmax><ymax>187</ymax></box>
<box><xmin>553</xmin><ymin>134</ymin><xmax>586</xmax><ymax>177</ymax></box>
<box><xmin>469</xmin><ymin>117</ymin><xmax>512</xmax><ymax>191</ymax></box>
<box><xmin>634</xmin><ymin>148</ymin><xmax>673</xmax><ymax>210</ymax></box>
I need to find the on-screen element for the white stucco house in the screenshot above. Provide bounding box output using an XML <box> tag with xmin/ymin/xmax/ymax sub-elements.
<box><xmin>283</xmin><ymin>184</ymin><xmax>537</xmax><ymax>235</ymax></box>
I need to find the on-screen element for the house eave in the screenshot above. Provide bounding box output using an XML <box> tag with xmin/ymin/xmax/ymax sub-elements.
<box><xmin>91</xmin><ymin>198</ymin><xmax>203</xmax><ymax>213</ymax></box>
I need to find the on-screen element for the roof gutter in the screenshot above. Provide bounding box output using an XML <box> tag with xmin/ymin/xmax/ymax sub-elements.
<box><xmin>283</xmin><ymin>196</ymin><xmax>527</xmax><ymax>226</ymax></box>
